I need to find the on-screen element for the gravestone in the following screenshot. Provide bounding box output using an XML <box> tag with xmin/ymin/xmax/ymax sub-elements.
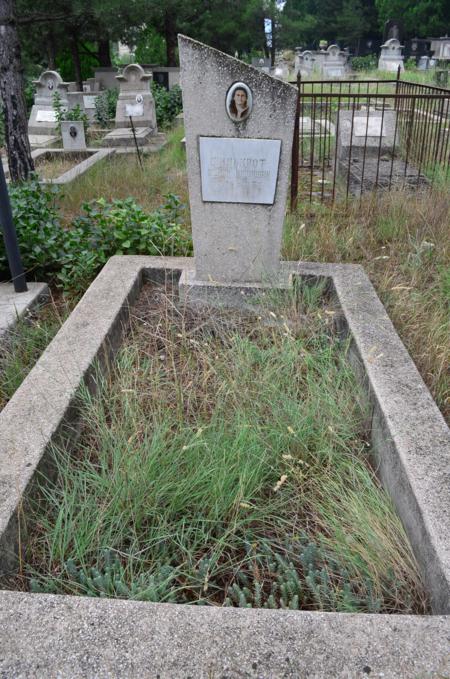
<box><xmin>103</xmin><ymin>64</ymin><xmax>157</xmax><ymax>147</ymax></box>
<box><xmin>61</xmin><ymin>121</ymin><xmax>87</xmax><ymax>151</ymax></box>
<box><xmin>177</xmin><ymin>35</ymin><xmax>297</xmax><ymax>306</ymax></box>
<box><xmin>94</xmin><ymin>67</ymin><xmax>119</xmax><ymax>91</ymax></box>
<box><xmin>378</xmin><ymin>38</ymin><xmax>404</xmax><ymax>72</ymax></box>
<box><xmin>383</xmin><ymin>19</ymin><xmax>403</xmax><ymax>44</ymax></box>
<box><xmin>336</xmin><ymin>109</ymin><xmax>397</xmax><ymax>163</ymax></box>
<box><xmin>82</xmin><ymin>94</ymin><xmax>98</xmax><ymax>123</ymax></box>
<box><xmin>28</xmin><ymin>70</ymin><xmax>70</xmax><ymax>135</ymax></box>
<box><xmin>322</xmin><ymin>44</ymin><xmax>349</xmax><ymax>78</ymax></box>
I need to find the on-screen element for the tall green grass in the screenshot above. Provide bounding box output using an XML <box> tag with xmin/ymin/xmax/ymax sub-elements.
<box><xmin>23</xmin><ymin>285</ymin><xmax>428</xmax><ymax>613</ymax></box>
<box><xmin>0</xmin><ymin>297</ymin><xmax>71</xmax><ymax>410</ymax></box>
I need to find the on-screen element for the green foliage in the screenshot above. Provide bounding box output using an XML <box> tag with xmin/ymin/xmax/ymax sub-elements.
<box><xmin>53</xmin><ymin>92</ymin><xmax>89</xmax><ymax>133</ymax></box>
<box><xmin>405</xmin><ymin>57</ymin><xmax>417</xmax><ymax>71</ymax></box>
<box><xmin>0</xmin><ymin>301</ymin><xmax>69</xmax><ymax>409</ymax></box>
<box><xmin>151</xmin><ymin>84</ymin><xmax>183</xmax><ymax>129</ymax></box>
<box><xmin>24</xmin><ymin>295</ymin><xmax>428</xmax><ymax>613</ymax></box>
<box><xmin>57</xmin><ymin>194</ymin><xmax>191</xmax><ymax>292</ymax></box>
<box><xmin>351</xmin><ymin>54</ymin><xmax>378</xmax><ymax>71</ymax></box>
<box><xmin>134</xmin><ymin>25</ymin><xmax>167</xmax><ymax>65</ymax></box>
<box><xmin>1</xmin><ymin>179</ymin><xmax>191</xmax><ymax>291</ymax></box>
<box><xmin>94</xmin><ymin>88</ymin><xmax>119</xmax><ymax>127</ymax></box>
<box><xmin>55</xmin><ymin>45</ymin><xmax>99</xmax><ymax>84</ymax></box>
<box><xmin>1</xmin><ymin>177</ymin><xmax>63</xmax><ymax>278</ymax></box>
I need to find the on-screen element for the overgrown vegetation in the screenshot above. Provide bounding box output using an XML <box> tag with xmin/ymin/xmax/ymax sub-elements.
<box><xmin>23</xmin><ymin>285</ymin><xmax>428</xmax><ymax>614</ymax></box>
<box><xmin>92</xmin><ymin>83</ymin><xmax>182</xmax><ymax>129</ymax></box>
<box><xmin>2</xmin><ymin>173</ymin><xmax>191</xmax><ymax>292</ymax></box>
<box><xmin>0</xmin><ymin>296</ymin><xmax>71</xmax><ymax>411</ymax></box>
<box><xmin>283</xmin><ymin>188</ymin><xmax>450</xmax><ymax>420</ymax></box>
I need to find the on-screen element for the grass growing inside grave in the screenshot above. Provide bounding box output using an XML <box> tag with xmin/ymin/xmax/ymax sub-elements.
<box><xmin>59</xmin><ymin>126</ymin><xmax>189</xmax><ymax>223</ymax></box>
<box><xmin>0</xmin><ymin>296</ymin><xmax>73</xmax><ymax>411</ymax></box>
<box><xmin>22</xmin><ymin>284</ymin><xmax>428</xmax><ymax>614</ymax></box>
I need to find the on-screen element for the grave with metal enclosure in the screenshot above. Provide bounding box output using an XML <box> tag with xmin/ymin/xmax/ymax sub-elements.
<box><xmin>290</xmin><ymin>75</ymin><xmax>450</xmax><ymax>203</ymax></box>
<box><xmin>0</xmin><ymin>37</ymin><xmax>450</xmax><ymax>678</ymax></box>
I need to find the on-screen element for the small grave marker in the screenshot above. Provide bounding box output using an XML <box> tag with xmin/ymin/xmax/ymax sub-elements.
<box><xmin>28</xmin><ymin>70</ymin><xmax>70</xmax><ymax>136</ymax></box>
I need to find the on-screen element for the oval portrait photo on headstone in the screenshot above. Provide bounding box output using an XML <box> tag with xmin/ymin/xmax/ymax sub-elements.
<box><xmin>226</xmin><ymin>82</ymin><xmax>252</xmax><ymax>122</ymax></box>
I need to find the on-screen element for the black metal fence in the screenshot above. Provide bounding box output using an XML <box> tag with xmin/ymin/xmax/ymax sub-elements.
<box><xmin>290</xmin><ymin>75</ymin><xmax>450</xmax><ymax>206</ymax></box>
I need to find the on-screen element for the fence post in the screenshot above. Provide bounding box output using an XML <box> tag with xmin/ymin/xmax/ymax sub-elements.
<box><xmin>0</xmin><ymin>161</ymin><xmax>28</xmax><ymax>293</ymax></box>
<box><xmin>290</xmin><ymin>72</ymin><xmax>301</xmax><ymax>212</ymax></box>
<box><xmin>394</xmin><ymin>65</ymin><xmax>402</xmax><ymax>111</ymax></box>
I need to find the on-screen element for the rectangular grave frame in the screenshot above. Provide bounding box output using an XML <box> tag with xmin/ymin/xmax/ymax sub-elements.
<box><xmin>0</xmin><ymin>255</ymin><xmax>449</xmax><ymax>677</ymax></box>
<box><xmin>31</xmin><ymin>148</ymin><xmax>115</xmax><ymax>185</ymax></box>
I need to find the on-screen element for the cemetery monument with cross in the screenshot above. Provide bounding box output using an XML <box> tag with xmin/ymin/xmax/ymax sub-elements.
<box><xmin>177</xmin><ymin>35</ymin><xmax>297</xmax><ymax>307</ymax></box>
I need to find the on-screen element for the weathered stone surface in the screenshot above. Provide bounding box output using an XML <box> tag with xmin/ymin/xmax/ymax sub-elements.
<box><xmin>0</xmin><ymin>282</ymin><xmax>49</xmax><ymax>339</ymax></box>
<box><xmin>336</xmin><ymin>109</ymin><xmax>397</xmax><ymax>162</ymax></box>
<box><xmin>378</xmin><ymin>38</ymin><xmax>405</xmax><ymax>72</ymax></box>
<box><xmin>61</xmin><ymin>121</ymin><xmax>87</xmax><ymax>151</ymax></box>
<box><xmin>179</xmin><ymin>35</ymin><xmax>297</xmax><ymax>284</ymax></box>
<box><xmin>28</xmin><ymin>71</ymin><xmax>70</xmax><ymax>135</ymax></box>
<box><xmin>1</xmin><ymin>256</ymin><xmax>450</xmax><ymax>676</ymax></box>
<box><xmin>0</xmin><ymin>591</ymin><xmax>450</xmax><ymax>678</ymax></box>
<box><xmin>114</xmin><ymin>64</ymin><xmax>157</xmax><ymax>132</ymax></box>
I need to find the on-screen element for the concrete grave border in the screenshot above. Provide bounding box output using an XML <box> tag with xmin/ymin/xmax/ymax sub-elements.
<box><xmin>32</xmin><ymin>147</ymin><xmax>115</xmax><ymax>185</ymax></box>
<box><xmin>0</xmin><ymin>255</ymin><xmax>449</xmax><ymax>677</ymax></box>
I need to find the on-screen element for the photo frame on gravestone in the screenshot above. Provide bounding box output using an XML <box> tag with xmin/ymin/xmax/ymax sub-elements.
<box><xmin>226</xmin><ymin>82</ymin><xmax>253</xmax><ymax>122</ymax></box>
<box><xmin>199</xmin><ymin>137</ymin><xmax>281</xmax><ymax>205</ymax></box>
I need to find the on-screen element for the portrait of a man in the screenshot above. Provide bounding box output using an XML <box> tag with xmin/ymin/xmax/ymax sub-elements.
<box><xmin>226</xmin><ymin>82</ymin><xmax>252</xmax><ymax>122</ymax></box>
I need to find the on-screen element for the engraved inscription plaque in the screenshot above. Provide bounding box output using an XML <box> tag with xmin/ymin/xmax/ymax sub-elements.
<box><xmin>83</xmin><ymin>95</ymin><xmax>97</xmax><ymax>109</ymax></box>
<box><xmin>125</xmin><ymin>103</ymin><xmax>144</xmax><ymax>117</ymax></box>
<box><xmin>354</xmin><ymin>118</ymin><xmax>384</xmax><ymax>137</ymax></box>
<box><xmin>199</xmin><ymin>137</ymin><xmax>281</xmax><ymax>204</ymax></box>
<box><xmin>36</xmin><ymin>110</ymin><xmax>57</xmax><ymax>123</ymax></box>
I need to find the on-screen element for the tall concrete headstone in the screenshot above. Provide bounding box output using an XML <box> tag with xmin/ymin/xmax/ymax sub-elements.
<box><xmin>378</xmin><ymin>38</ymin><xmax>405</xmax><ymax>72</ymax></box>
<box><xmin>178</xmin><ymin>35</ymin><xmax>297</xmax><ymax>305</ymax></box>
<box><xmin>28</xmin><ymin>70</ymin><xmax>70</xmax><ymax>135</ymax></box>
<box><xmin>114</xmin><ymin>64</ymin><xmax>156</xmax><ymax>130</ymax></box>
<box><xmin>103</xmin><ymin>63</ymin><xmax>158</xmax><ymax>147</ymax></box>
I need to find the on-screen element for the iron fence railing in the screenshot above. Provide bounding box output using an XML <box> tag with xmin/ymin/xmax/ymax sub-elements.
<box><xmin>289</xmin><ymin>74</ymin><xmax>450</xmax><ymax>206</ymax></box>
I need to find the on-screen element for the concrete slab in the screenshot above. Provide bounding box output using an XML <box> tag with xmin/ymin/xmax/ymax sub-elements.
<box><xmin>28</xmin><ymin>134</ymin><xmax>59</xmax><ymax>150</ymax></box>
<box><xmin>0</xmin><ymin>591</ymin><xmax>449</xmax><ymax>678</ymax></box>
<box><xmin>0</xmin><ymin>256</ymin><xmax>449</xmax><ymax>675</ymax></box>
<box><xmin>0</xmin><ymin>282</ymin><xmax>49</xmax><ymax>339</ymax></box>
<box><xmin>102</xmin><ymin>126</ymin><xmax>153</xmax><ymax>147</ymax></box>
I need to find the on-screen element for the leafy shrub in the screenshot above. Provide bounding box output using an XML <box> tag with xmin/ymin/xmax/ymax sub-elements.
<box><xmin>1</xmin><ymin>180</ymin><xmax>191</xmax><ymax>292</ymax></box>
<box><xmin>405</xmin><ymin>57</ymin><xmax>417</xmax><ymax>71</ymax></box>
<box><xmin>53</xmin><ymin>92</ymin><xmax>89</xmax><ymax>133</ymax></box>
<box><xmin>58</xmin><ymin>193</ymin><xmax>191</xmax><ymax>292</ymax></box>
<box><xmin>94</xmin><ymin>88</ymin><xmax>119</xmax><ymax>127</ymax></box>
<box><xmin>151</xmin><ymin>83</ymin><xmax>183</xmax><ymax>128</ymax></box>
<box><xmin>1</xmin><ymin>176</ymin><xmax>63</xmax><ymax>278</ymax></box>
<box><xmin>351</xmin><ymin>54</ymin><xmax>378</xmax><ymax>71</ymax></box>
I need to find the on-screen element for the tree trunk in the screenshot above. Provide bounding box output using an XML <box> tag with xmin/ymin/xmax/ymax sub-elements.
<box><xmin>46</xmin><ymin>28</ymin><xmax>56</xmax><ymax>69</ymax></box>
<box><xmin>164</xmin><ymin>10</ymin><xmax>177</xmax><ymax>66</ymax></box>
<box><xmin>0</xmin><ymin>0</ymin><xmax>34</xmax><ymax>182</ymax></box>
<box><xmin>69</xmin><ymin>31</ymin><xmax>83</xmax><ymax>91</ymax></box>
<box><xmin>97</xmin><ymin>38</ymin><xmax>111</xmax><ymax>67</ymax></box>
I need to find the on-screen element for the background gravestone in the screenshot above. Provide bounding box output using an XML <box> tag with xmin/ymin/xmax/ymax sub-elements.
<box><xmin>178</xmin><ymin>35</ymin><xmax>297</xmax><ymax>298</ymax></box>
<box><xmin>61</xmin><ymin>121</ymin><xmax>87</xmax><ymax>151</ymax></box>
<box><xmin>103</xmin><ymin>64</ymin><xmax>158</xmax><ymax>147</ymax></box>
<box><xmin>114</xmin><ymin>64</ymin><xmax>156</xmax><ymax>130</ymax></box>
<box><xmin>378</xmin><ymin>38</ymin><xmax>405</xmax><ymax>72</ymax></box>
<box><xmin>28</xmin><ymin>70</ymin><xmax>69</xmax><ymax>135</ymax></box>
